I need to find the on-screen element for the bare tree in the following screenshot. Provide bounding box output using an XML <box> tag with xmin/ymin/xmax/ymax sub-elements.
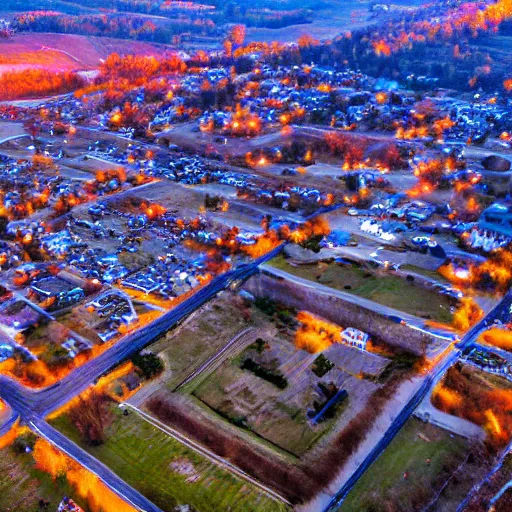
<box><xmin>69</xmin><ymin>392</ymin><xmax>113</xmax><ymax>446</ymax></box>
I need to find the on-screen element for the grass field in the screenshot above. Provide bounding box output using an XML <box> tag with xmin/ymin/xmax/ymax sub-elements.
<box><xmin>0</xmin><ymin>438</ymin><xmax>85</xmax><ymax>512</ymax></box>
<box><xmin>150</xmin><ymin>294</ymin><xmax>257</xmax><ymax>389</ymax></box>
<box><xmin>340</xmin><ymin>418</ymin><xmax>473</xmax><ymax>512</ymax></box>
<box><xmin>52</xmin><ymin>405</ymin><xmax>286</xmax><ymax>512</ymax></box>
<box><xmin>269</xmin><ymin>255</ymin><xmax>454</xmax><ymax>323</ymax></box>
<box><xmin>400</xmin><ymin>264</ymin><xmax>450</xmax><ymax>283</ymax></box>
<box><xmin>192</xmin><ymin>352</ymin><xmax>332</xmax><ymax>456</ymax></box>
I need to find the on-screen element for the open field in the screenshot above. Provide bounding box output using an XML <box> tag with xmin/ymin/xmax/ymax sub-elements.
<box><xmin>0</xmin><ymin>436</ymin><xmax>85</xmax><ymax>512</ymax></box>
<box><xmin>244</xmin><ymin>0</ymin><xmax>431</xmax><ymax>43</ymax></box>
<box><xmin>158</xmin><ymin>292</ymin><xmax>391</xmax><ymax>456</ymax></box>
<box><xmin>0</xmin><ymin>33</ymin><xmax>172</xmax><ymax>73</ymax></box>
<box><xmin>268</xmin><ymin>255</ymin><xmax>454</xmax><ymax>323</ymax></box>
<box><xmin>149</xmin><ymin>292</ymin><xmax>259</xmax><ymax>389</ymax></box>
<box><xmin>51</xmin><ymin>404</ymin><xmax>285</xmax><ymax>512</ymax></box>
<box><xmin>340</xmin><ymin>417</ymin><xmax>487</xmax><ymax>512</ymax></box>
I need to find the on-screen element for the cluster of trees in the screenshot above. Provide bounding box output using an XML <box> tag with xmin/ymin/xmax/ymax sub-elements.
<box><xmin>69</xmin><ymin>391</ymin><xmax>114</xmax><ymax>446</ymax></box>
<box><xmin>0</xmin><ymin>68</ymin><xmax>84</xmax><ymax>101</ymax></box>
<box><xmin>73</xmin><ymin>53</ymin><xmax>188</xmax><ymax>129</ymax></box>
<box><xmin>240</xmin><ymin>357</ymin><xmax>288</xmax><ymax>389</ymax></box>
<box><xmin>14</xmin><ymin>11</ymin><xmax>221</xmax><ymax>42</ymax></box>
<box><xmin>99</xmin><ymin>53</ymin><xmax>185</xmax><ymax>85</ymax></box>
<box><xmin>290</xmin><ymin>2</ymin><xmax>512</xmax><ymax>92</ymax></box>
<box><xmin>131</xmin><ymin>352</ymin><xmax>164</xmax><ymax>379</ymax></box>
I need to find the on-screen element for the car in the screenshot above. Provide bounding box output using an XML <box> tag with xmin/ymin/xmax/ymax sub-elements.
<box><xmin>411</xmin><ymin>236</ymin><xmax>431</xmax><ymax>247</ymax></box>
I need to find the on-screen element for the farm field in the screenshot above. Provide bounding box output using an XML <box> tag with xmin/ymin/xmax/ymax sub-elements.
<box><xmin>0</xmin><ymin>33</ymin><xmax>172</xmax><ymax>73</ymax></box>
<box><xmin>51</xmin><ymin>404</ymin><xmax>285</xmax><ymax>512</ymax></box>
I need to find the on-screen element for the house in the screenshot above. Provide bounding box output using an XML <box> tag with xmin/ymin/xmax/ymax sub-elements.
<box><xmin>340</xmin><ymin>327</ymin><xmax>368</xmax><ymax>351</ymax></box>
<box><xmin>0</xmin><ymin>343</ymin><xmax>14</xmax><ymax>362</ymax></box>
<box><xmin>57</xmin><ymin>497</ymin><xmax>83</xmax><ymax>512</ymax></box>
<box><xmin>478</xmin><ymin>203</ymin><xmax>512</xmax><ymax>238</ymax></box>
<box><xmin>30</xmin><ymin>277</ymin><xmax>85</xmax><ymax>311</ymax></box>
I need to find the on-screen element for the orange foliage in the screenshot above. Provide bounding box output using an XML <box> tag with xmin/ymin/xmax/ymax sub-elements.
<box><xmin>372</xmin><ymin>39</ymin><xmax>391</xmax><ymax>57</ymax></box>
<box><xmin>432</xmin><ymin>365</ymin><xmax>512</xmax><ymax>448</ymax></box>
<box><xmin>0</xmin><ymin>341</ymin><xmax>115</xmax><ymax>389</ymax></box>
<box><xmin>143</xmin><ymin>202</ymin><xmax>166</xmax><ymax>220</ymax></box>
<box><xmin>240</xmin><ymin>230</ymin><xmax>281</xmax><ymax>258</ymax></box>
<box><xmin>0</xmin><ymin>419</ymin><xmax>23</xmax><ymax>450</ymax></box>
<box><xmin>439</xmin><ymin>249</ymin><xmax>512</xmax><ymax>295</ymax></box>
<box><xmin>452</xmin><ymin>297</ymin><xmax>484</xmax><ymax>331</ymax></box>
<box><xmin>33</xmin><ymin>439</ymin><xmax>136</xmax><ymax>512</ymax></box>
<box><xmin>288</xmin><ymin>216</ymin><xmax>330</xmax><ymax>244</ymax></box>
<box><xmin>99</xmin><ymin>53</ymin><xmax>185</xmax><ymax>85</ymax></box>
<box><xmin>480</xmin><ymin>328</ymin><xmax>512</xmax><ymax>352</ymax></box>
<box><xmin>295</xmin><ymin>311</ymin><xmax>341</xmax><ymax>353</ymax></box>
<box><xmin>298</xmin><ymin>34</ymin><xmax>319</xmax><ymax>47</ymax></box>
<box><xmin>225</xmin><ymin>104</ymin><xmax>262</xmax><ymax>137</ymax></box>
<box><xmin>0</xmin><ymin>68</ymin><xmax>84</xmax><ymax>101</ymax></box>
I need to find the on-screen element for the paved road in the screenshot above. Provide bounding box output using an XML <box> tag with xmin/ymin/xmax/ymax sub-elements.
<box><xmin>0</xmin><ymin>244</ymin><xmax>284</xmax><ymax>511</ymax></box>
<box><xmin>261</xmin><ymin>264</ymin><xmax>459</xmax><ymax>344</ymax></box>
<box><xmin>324</xmin><ymin>289</ymin><xmax>512</xmax><ymax>511</ymax></box>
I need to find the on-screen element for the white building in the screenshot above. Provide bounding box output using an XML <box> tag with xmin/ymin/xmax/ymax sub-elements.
<box><xmin>340</xmin><ymin>327</ymin><xmax>368</xmax><ymax>351</ymax></box>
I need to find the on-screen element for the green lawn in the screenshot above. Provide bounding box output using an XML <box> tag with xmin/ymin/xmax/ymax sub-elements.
<box><xmin>269</xmin><ymin>256</ymin><xmax>454</xmax><ymax>324</ymax></box>
<box><xmin>399</xmin><ymin>264</ymin><xmax>449</xmax><ymax>284</ymax></box>
<box><xmin>51</xmin><ymin>406</ymin><xmax>287</xmax><ymax>512</ymax></box>
<box><xmin>0</xmin><ymin>437</ymin><xmax>85</xmax><ymax>512</ymax></box>
<box><xmin>339</xmin><ymin>418</ymin><xmax>468</xmax><ymax>512</ymax></box>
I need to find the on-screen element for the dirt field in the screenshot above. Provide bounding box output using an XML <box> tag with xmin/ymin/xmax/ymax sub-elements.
<box><xmin>151</xmin><ymin>292</ymin><xmax>389</xmax><ymax>456</ymax></box>
<box><xmin>193</xmin><ymin>336</ymin><xmax>379</xmax><ymax>456</ymax></box>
